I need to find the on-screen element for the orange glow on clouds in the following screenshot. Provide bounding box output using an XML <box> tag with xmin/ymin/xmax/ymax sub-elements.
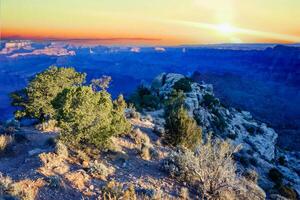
<box><xmin>1</xmin><ymin>0</ymin><xmax>300</xmax><ymax>45</ymax></box>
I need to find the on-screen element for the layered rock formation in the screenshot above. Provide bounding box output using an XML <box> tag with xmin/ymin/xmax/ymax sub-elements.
<box><xmin>149</xmin><ymin>73</ymin><xmax>300</xmax><ymax>197</ymax></box>
<box><xmin>0</xmin><ymin>41</ymin><xmax>33</xmax><ymax>54</ymax></box>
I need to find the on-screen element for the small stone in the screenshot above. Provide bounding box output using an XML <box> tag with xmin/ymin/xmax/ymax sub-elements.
<box><xmin>28</xmin><ymin>148</ymin><xmax>44</xmax><ymax>156</ymax></box>
<box><xmin>154</xmin><ymin>125</ymin><xmax>165</xmax><ymax>136</ymax></box>
<box><xmin>89</xmin><ymin>185</ymin><xmax>94</xmax><ymax>190</ymax></box>
<box><xmin>82</xmin><ymin>160</ymin><xmax>89</xmax><ymax>168</ymax></box>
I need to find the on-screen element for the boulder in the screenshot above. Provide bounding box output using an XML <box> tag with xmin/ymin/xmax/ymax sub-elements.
<box><xmin>150</xmin><ymin>73</ymin><xmax>299</xmax><ymax>196</ymax></box>
<box><xmin>28</xmin><ymin>148</ymin><xmax>45</xmax><ymax>156</ymax></box>
<box><xmin>151</xmin><ymin>73</ymin><xmax>185</xmax><ymax>96</ymax></box>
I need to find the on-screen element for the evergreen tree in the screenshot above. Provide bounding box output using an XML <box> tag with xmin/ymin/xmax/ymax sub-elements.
<box><xmin>11</xmin><ymin>66</ymin><xmax>86</xmax><ymax>121</ymax></box>
<box><xmin>164</xmin><ymin>91</ymin><xmax>202</xmax><ymax>150</ymax></box>
<box><xmin>111</xmin><ymin>95</ymin><xmax>132</xmax><ymax>134</ymax></box>
<box><xmin>129</xmin><ymin>85</ymin><xmax>160</xmax><ymax>110</ymax></box>
<box><xmin>53</xmin><ymin>86</ymin><xmax>131</xmax><ymax>148</ymax></box>
<box><xmin>173</xmin><ymin>77</ymin><xmax>192</xmax><ymax>92</ymax></box>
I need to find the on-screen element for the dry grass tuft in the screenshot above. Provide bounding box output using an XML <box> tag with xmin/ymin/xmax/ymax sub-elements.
<box><xmin>35</xmin><ymin>120</ymin><xmax>58</xmax><ymax>132</ymax></box>
<box><xmin>0</xmin><ymin>173</ymin><xmax>13</xmax><ymax>196</ymax></box>
<box><xmin>11</xmin><ymin>178</ymin><xmax>45</xmax><ymax>200</ymax></box>
<box><xmin>99</xmin><ymin>180</ymin><xmax>137</xmax><ymax>200</ymax></box>
<box><xmin>0</xmin><ymin>173</ymin><xmax>45</xmax><ymax>200</ymax></box>
<box><xmin>55</xmin><ymin>141</ymin><xmax>69</xmax><ymax>158</ymax></box>
<box><xmin>163</xmin><ymin>134</ymin><xmax>241</xmax><ymax>199</ymax></box>
<box><xmin>88</xmin><ymin>160</ymin><xmax>115</xmax><ymax>181</ymax></box>
<box><xmin>0</xmin><ymin>135</ymin><xmax>13</xmax><ymax>153</ymax></box>
<box><xmin>140</xmin><ymin>144</ymin><xmax>151</xmax><ymax>161</ymax></box>
<box><xmin>65</xmin><ymin>170</ymin><xmax>93</xmax><ymax>196</ymax></box>
<box><xmin>179</xmin><ymin>187</ymin><xmax>190</xmax><ymax>200</ymax></box>
<box><xmin>38</xmin><ymin>152</ymin><xmax>69</xmax><ymax>176</ymax></box>
<box><xmin>131</xmin><ymin>128</ymin><xmax>151</xmax><ymax>146</ymax></box>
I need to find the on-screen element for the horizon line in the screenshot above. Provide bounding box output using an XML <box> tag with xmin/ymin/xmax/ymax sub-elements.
<box><xmin>1</xmin><ymin>36</ymin><xmax>161</xmax><ymax>42</ymax></box>
<box><xmin>1</xmin><ymin>37</ymin><xmax>299</xmax><ymax>47</ymax></box>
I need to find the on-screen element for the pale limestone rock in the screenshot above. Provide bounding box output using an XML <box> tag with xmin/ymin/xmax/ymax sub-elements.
<box><xmin>150</xmin><ymin>73</ymin><xmax>299</xmax><ymax>196</ymax></box>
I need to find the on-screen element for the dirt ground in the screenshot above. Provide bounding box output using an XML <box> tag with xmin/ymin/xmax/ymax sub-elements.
<box><xmin>0</xmin><ymin>118</ymin><xmax>188</xmax><ymax>200</ymax></box>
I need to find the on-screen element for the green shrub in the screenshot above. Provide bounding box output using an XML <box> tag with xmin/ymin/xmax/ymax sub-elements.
<box><xmin>212</xmin><ymin>108</ymin><xmax>228</xmax><ymax>131</ymax></box>
<box><xmin>129</xmin><ymin>85</ymin><xmax>160</xmax><ymax>110</ymax></box>
<box><xmin>246</xmin><ymin>127</ymin><xmax>256</xmax><ymax>134</ymax></box>
<box><xmin>173</xmin><ymin>78</ymin><xmax>192</xmax><ymax>93</ymax></box>
<box><xmin>164</xmin><ymin>90</ymin><xmax>186</xmax><ymax>114</ymax></box>
<box><xmin>250</xmin><ymin>157</ymin><xmax>258</xmax><ymax>166</ymax></box>
<box><xmin>277</xmin><ymin>184</ymin><xmax>298</xmax><ymax>200</ymax></box>
<box><xmin>44</xmin><ymin>137</ymin><xmax>56</xmax><ymax>147</ymax></box>
<box><xmin>165</xmin><ymin>106</ymin><xmax>202</xmax><ymax>150</ymax></box>
<box><xmin>246</xmin><ymin>149</ymin><xmax>254</xmax><ymax>155</ymax></box>
<box><xmin>164</xmin><ymin>90</ymin><xmax>201</xmax><ymax>150</ymax></box>
<box><xmin>111</xmin><ymin>95</ymin><xmax>132</xmax><ymax>135</ymax></box>
<box><xmin>143</xmin><ymin>95</ymin><xmax>160</xmax><ymax>109</ymax></box>
<box><xmin>164</xmin><ymin>94</ymin><xmax>201</xmax><ymax>150</ymax></box>
<box><xmin>11</xmin><ymin>66</ymin><xmax>86</xmax><ymax>121</ymax></box>
<box><xmin>238</xmin><ymin>155</ymin><xmax>250</xmax><ymax>167</ymax></box>
<box><xmin>268</xmin><ymin>168</ymin><xmax>283</xmax><ymax>184</ymax></box>
<box><xmin>53</xmin><ymin>86</ymin><xmax>130</xmax><ymax>148</ymax></box>
<box><xmin>227</xmin><ymin>133</ymin><xmax>237</xmax><ymax>140</ymax></box>
<box><xmin>202</xmin><ymin>93</ymin><xmax>219</xmax><ymax>109</ymax></box>
<box><xmin>278</xmin><ymin>156</ymin><xmax>286</xmax><ymax>166</ymax></box>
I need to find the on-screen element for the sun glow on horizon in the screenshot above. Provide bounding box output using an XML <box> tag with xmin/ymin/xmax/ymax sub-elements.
<box><xmin>217</xmin><ymin>23</ymin><xmax>236</xmax><ymax>34</ymax></box>
<box><xmin>1</xmin><ymin>0</ymin><xmax>300</xmax><ymax>45</ymax></box>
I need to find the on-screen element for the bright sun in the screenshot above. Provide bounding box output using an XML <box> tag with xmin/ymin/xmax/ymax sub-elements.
<box><xmin>217</xmin><ymin>23</ymin><xmax>235</xmax><ymax>34</ymax></box>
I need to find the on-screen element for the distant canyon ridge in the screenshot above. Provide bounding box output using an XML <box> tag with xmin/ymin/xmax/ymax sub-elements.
<box><xmin>0</xmin><ymin>40</ymin><xmax>299</xmax><ymax>150</ymax></box>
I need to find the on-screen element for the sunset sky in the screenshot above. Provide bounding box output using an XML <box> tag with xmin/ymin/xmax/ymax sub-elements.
<box><xmin>1</xmin><ymin>0</ymin><xmax>300</xmax><ymax>45</ymax></box>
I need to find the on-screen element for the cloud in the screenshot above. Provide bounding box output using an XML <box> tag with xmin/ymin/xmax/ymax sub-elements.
<box><xmin>193</xmin><ymin>0</ymin><xmax>236</xmax><ymax>22</ymax></box>
<box><xmin>164</xmin><ymin>19</ymin><xmax>300</xmax><ymax>43</ymax></box>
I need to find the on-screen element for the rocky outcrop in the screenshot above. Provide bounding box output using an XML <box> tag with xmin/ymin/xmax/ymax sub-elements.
<box><xmin>8</xmin><ymin>47</ymin><xmax>76</xmax><ymax>58</ymax></box>
<box><xmin>151</xmin><ymin>73</ymin><xmax>278</xmax><ymax>160</ymax></box>
<box><xmin>151</xmin><ymin>73</ymin><xmax>185</xmax><ymax>96</ymax></box>
<box><xmin>149</xmin><ymin>73</ymin><xmax>300</xmax><ymax>197</ymax></box>
<box><xmin>0</xmin><ymin>41</ymin><xmax>32</xmax><ymax>54</ymax></box>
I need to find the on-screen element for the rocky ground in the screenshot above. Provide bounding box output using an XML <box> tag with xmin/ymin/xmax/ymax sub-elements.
<box><xmin>0</xmin><ymin>115</ymin><xmax>192</xmax><ymax>200</ymax></box>
<box><xmin>150</xmin><ymin>73</ymin><xmax>300</xmax><ymax>198</ymax></box>
<box><xmin>0</xmin><ymin>73</ymin><xmax>299</xmax><ymax>200</ymax></box>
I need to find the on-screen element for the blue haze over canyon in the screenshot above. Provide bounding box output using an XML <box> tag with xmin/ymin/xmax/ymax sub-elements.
<box><xmin>0</xmin><ymin>41</ymin><xmax>299</xmax><ymax>151</ymax></box>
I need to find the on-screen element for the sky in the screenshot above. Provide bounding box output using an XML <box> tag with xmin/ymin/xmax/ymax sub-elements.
<box><xmin>1</xmin><ymin>0</ymin><xmax>300</xmax><ymax>45</ymax></box>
